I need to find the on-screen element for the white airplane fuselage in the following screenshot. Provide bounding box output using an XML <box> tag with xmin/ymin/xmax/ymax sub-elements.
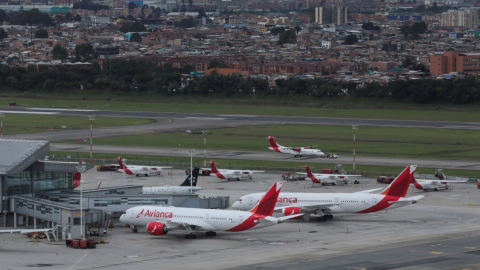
<box><xmin>120</xmin><ymin>206</ymin><xmax>278</xmax><ymax>232</ymax></box>
<box><xmin>232</xmin><ymin>192</ymin><xmax>418</xmax><ymax>214</ymax></box>
<box><xmin>269</xmin><ymin>147</ymin><xmax>325</xmax><ymax>157</ymax></box>
<box><xmin>410</xmin><ymin>180</ymin><xmax>450</xmax><ymax>191</ymax></box>
<box><xmin>212</xmin><ymin>170</ymin><xmax>253</xmax><ymax>181</ymax></box>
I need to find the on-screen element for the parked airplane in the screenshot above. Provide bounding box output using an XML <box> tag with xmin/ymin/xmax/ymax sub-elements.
<box><xmin>410</xmin><ymin>176</ymin><xmax>451</xmax><ymax>191</ymax></box>
<box><xmin>117</xmin><ymin>157</ymin><xmax>172</xmax><ymax>177</ymax></box>
<box><xmin>142</xmin><ymin>167</ymin><xmax>202</xmax><ymax>194</ymax></box>
<box><xmin>232</xmin><ymin>165</ymin><xmax>423</xmax><ymax>222</ymax></box>
<box><xmin>300</xmin><ymin>165</ymin><xmax>361</xmax><ymax>186</ymax></box>
<box><xmin>208</xmin><ymin>161</ymin><xmax>264</xmax><ymax>181</ymax></box>
<box><xmin>268</xmin><ymin>136</ymin><xmax>325</xmax><ymax>157</ymax></box>
<box><xmin>119</xmin><ymin>182</ymin><xmax>301</xmax><ymax>239</ymax></box>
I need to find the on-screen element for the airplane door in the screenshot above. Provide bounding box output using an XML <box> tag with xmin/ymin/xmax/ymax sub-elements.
<box><xmin>248</xmin><ymin>197</ymin><xmax>254</xmax><ymax>206</ymax></box>
<box><xmin>130</xmin><ymin>210</ymin><xmax>134</xmax><ymax>219</ymax></box>
<box><xmin>238</xmin><ymin>216</ymin><xmax>245</xmax><ymax>224</ymax></box>
<box><xmin>334</xmin><ymin>198</ymin><xmax>339</xmax><ymax>204</ymax></box>
<box><xmin>204</xmin><ymin>214</ymin><xmax>210</xmax><ymax>223</ymax></box>
<box><xmin>372</xmin><ymin>197</ymin><xmax>378</xmax><ymax>205</ymax></box>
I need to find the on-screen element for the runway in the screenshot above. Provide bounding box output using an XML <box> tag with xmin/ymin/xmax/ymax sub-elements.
<box><xmin>50</xmin><ymin>143</ymin><xmax>480</xmax><ymax>170</ymax></box>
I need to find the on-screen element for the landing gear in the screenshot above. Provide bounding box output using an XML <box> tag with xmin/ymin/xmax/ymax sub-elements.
<box><xmin>145</xmin><ymin>174</ymin><xmax>149</xmax><ymax>177</ymax></box>
<box><xmin>205</xmin><ymin>231</ymin><xmax>217</xmax><ymax>237</ymax></box>
<box><xmin>327</xmin><ymin>214</ymin><xmax>333</xmax><ymax>219</ymax></box>
<box><xmin>133</xmin><ymin>228</ymin><xmax>138</xmax><ymax>233</ymax></box>
<box><xmin>424</xmin><ymin>189</ymin><xmax>427</xmax><ymax>191</ymax></box>
<box><xmin>434</xmin><ymin>188</ymin><xmax>438</xmax><ymax>191</ymax></box>
<box><xmin>185</xmin><ymin>234</ymin><xmax>196</xmax><ymax>239</ymax></box>
<box><xmin>316</xmin><ymin>216</ymin><xmax>328</xmax><ymax>222</ymax></box>
<box><xmin>332</xmin><ymin>182</ymin><xmax>336</xmax><ymax>186</ymax></box>
<box><xmin>237</xmin><ymin>178</ymin><xmax>240</xmax><ymax>181</ymax></box>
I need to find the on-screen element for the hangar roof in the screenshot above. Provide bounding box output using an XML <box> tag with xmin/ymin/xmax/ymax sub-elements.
<box><xmin>0</xmin><ymin>140</ymin><xmax>49</xmax><ymax>175</ymax></box>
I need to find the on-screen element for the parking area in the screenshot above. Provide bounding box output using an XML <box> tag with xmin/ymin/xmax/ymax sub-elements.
<box><xmin>1</xmin><ymin>169</ymin><xmax>480</xmax><ymax>270</ymax></box>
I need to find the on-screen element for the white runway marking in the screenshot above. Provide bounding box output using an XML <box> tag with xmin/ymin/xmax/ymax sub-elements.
<box><xmin>185</xmin><ymin>117</ymin><xmax>225</xmax><ymax>120</ymax></box>
<box><xmin>218</xmin><ymin>115</ymin><xmax>256</xmax><ymax>117</ymax></box>
<box><xmin>26</xmin><ymin>108</ymin><xmax>98</xmax><ymax>112</ymax></box>
<box><xmin>0</xmin><ymin>111</ymin><xmax>59</xmax><ymax>115</ymax></box>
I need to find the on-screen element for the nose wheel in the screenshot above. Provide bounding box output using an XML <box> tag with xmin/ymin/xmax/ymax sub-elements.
<box><xmin>185</xmin><ymin>234</ymin><xmax>196</xmax><ymax>239</ymax></box>
<box><xmin>205</xmin><ymin>231</ymin><xmax>217</xmax><ymax>237</ymax></box>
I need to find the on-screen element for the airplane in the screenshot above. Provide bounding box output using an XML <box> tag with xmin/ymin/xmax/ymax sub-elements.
<box><xmin>300</xmin><ymin>165</ymin><xmax>362</xmax><ymax>186</ymax></box>
<box><xmin>207</xmin><ymin>161</ymin><xmax>264</xmax><ymax>181</ymax></box>
<box><xmin>119</xmin><ymin>182</ymin><xmax>302</xmax><ymax>239</ymax></box>
<box><xmin>410</xmin><ymin>177</ymin><xmax>450</xmax><ymax>191</ymax></box>
<box><xmin>117</xmin><ymin>157</ymin><xmax>172</xmax><ymax>177</ymax></box>
<box><xmin>142</xmin><ymin>167</ymin><xmax>202</xmax><ymax>194</ymax></box>
<box><xmin>268</xmin><ymin>136</ymin><xmax>325</xmax><ymax>158</ymax></box>
<box><xmin>232</xmin><ymin>165</ymin><xmax>424</xmax><ymax>222</ymax></box>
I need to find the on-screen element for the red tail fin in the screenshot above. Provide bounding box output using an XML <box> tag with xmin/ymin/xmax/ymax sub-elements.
<box><xmin>268</xmin><ymin>136</ymin><xmax>279</xmax><ymax>148</ymax></box>
<box><xmin>250</xmin><ymin>182</ymin><xmax>283</xmax><ymax>216</ymax></box>
<box><xmin>118</xmin><ymin>157</ymin><xmax>124</xmax><ymax>169</ymax></box>
<box><xmin>381</xmin><ymin>165</ymin><xmax>417</xmax><ymax>198</ymax></box>
<box><xmin>210</xmin><ymin>161</ymin><xmax>219</xmax><ymax>173</ymax></box>
<box><xmin>306</xmin><ymin>165</ymin><xmax>314</xmax><ymax>178</ymax></box>
<box><xmin>74</xmin><ymin>172</ymin><xmax>81</xmax><ymax>181</ymax></box>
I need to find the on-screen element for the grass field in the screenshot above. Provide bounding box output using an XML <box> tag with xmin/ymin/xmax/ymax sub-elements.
<box><xmin>0</xmin><ymin>114</ymin><xmax>153</xmax><ymax>135</ymax></box>
<box><xmin>59</xmin><ymin>124</ymin><xmax>480</xmax><ymax>161</ymax></box>
<box><xmin>47</xmin><ymin>151</ymin><xmax>480</xmax><ymax>178</ymax></box>
<box><xmin>3</xmin><ymin>97</ymin><xmax>480</xmax><ymax>122</ymax></box>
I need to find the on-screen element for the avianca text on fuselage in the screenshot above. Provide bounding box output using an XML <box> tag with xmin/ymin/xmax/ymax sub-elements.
<box><xmin>232</xmin><ymin>165</ymin><xmax>424</xmax><ymax>222</ymax></box>
<box><xmin>120</xmin><ymin>182</ymin><xmax>303</xmax><ymax>239</ymax></box>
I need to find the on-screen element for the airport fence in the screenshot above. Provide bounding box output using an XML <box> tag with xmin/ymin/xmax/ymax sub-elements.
<box><xmin>45</xmin><ymin>156</ymin><xmax>479</xmax><ymax>181</ymax></box>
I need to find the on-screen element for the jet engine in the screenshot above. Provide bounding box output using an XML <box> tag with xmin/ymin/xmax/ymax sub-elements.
<box><xmin>146</xmin><ymin>222</ymin><xmax>169</xmax><ymax>235</ymax></box>
<box><xmin>282</xmin><ymin>207</ymin><xmax>303</xmax><ymax>219</ymax></box>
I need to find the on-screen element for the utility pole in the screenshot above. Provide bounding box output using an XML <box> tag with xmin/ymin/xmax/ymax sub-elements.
<box><xmin>202</xmin><ymin>131</ymin><xmax>207</xmax><ymax>168</ymax></box>
<box><xmin>88</xmin><ymin>116</ymin><xmax>95</xmax><ymax>164</ymax></box>
<box><xmin>253</xmin><ymin>87</ymin><xmax>255</xmax><ymax>101</ymax></box>
<box><xmin>0</xmin><ymin>113</ymin><xmax>5</xmax><ymax>139</ymax></box>
<box><xmin>76</xmin><ymin>161</ymin><xmax>86</xmax><ymax>239</ymax></box>
<box><xmin>351</xmin><ymin>125</ymin><xmax>359</xmax><ymax>175</ymax></box>
<box><xmin>186</xmin><ymin>150</ymin><xmax>196</xmax><ymax>193</ymax></box>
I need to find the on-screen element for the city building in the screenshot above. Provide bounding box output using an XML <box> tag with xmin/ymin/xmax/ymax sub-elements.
<box><xmin>440</xmin><ymin>9</ymin><xmax>478</xmax><ymax>29</ymax></box>
<box><xmin>430</xmin><ymin>51</ymin><xmax>480</xmax><ymax>75</ymax></box>
<box><xmin>315</xmin><ymin>6</ymin><xmax>348</xmax><ymax>25</ymax></box>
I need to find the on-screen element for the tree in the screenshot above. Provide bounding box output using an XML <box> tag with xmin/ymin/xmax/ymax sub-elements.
<box><xmin>343</xmin><ymin>34</ymin><xmax>358</xmax><ymax>45</ymax></box>
<box><xmin>75</xmin><ymin>43</ymin><xmax>97</xmax><ymax>62</ymax></box>
<box><xmin>0</xmin><ymin>28</ymin><xmax>7</xmax><ymax>40</ymax></box>
<box><xmin>410</xmin><ymin>63</ymin><xmax>427</xmax><ymax>72</ymax></box>
<box><xmin>294</xmin><ymin>25</ymin><xmax>302</xmax><ymax>35</ymax></box>
<box><xmin>401</xmin><ymin>21</ymin><xmax>427</xmax><ymax>39</ymax></box>
<box><xmin>74</xmin><ymin>14</ymin><xmax>82</xmax><ymax>21</ymax></box>
<box><xmin>176</xmin><ymin>17</ymin><xmax>196</xmax><ymax>28</ymax></box>
<box><xmin>12</xmin><ymin>9</ymin><xmax>54</xmax><ymax>25</ymax></box>
<box><xmin>65</xmin><ymin>12</ymin><xmax>73</xmax><ymax>21</ymax></box>
<box><xmin>35</xmin><ymin>29</ymin><xmax>48</xmax><ymax>38</ymax></box>
<box><xmin>362</xmin><ymin>22</ymin><xmax>380</xmax><ymax>31</ymax></box>
<box><xmin>128</xmin><ymin>1</ymin><xmax>136</xmax><ymax>9</ymax></box>
<box><xmin>72</xmin><ymin>0</ymin><xmax>109</xmax><ymax>11</ymax></box>
<box><xmin>130</xmin><ymin>22</ymin><xmax>146</xmax><ymax>32</ymax></box>
<box><xmin>197</xmin><ymin>8</ymin><xmax>207</xmax><ymax>19</ymax></box>
<box><xmin>130</xmin><ymin>32</ymin><xmax>142</xmax><ymax>42</ymax></box>
<box><xmin>270</xmin><ymin>27</ymin><xmax>285</xmax><ymax>34</ymax></box>
<box><xmin>52</xmin><ymin>44</ymin><xmax>68</xmax><ymax>61</ymax></box>
<box><xmin>208</xmin><ymin>60</ymin><xmax>229</xmax><ymax>69</ymax></box>
<box><xmin>277</xmin><ymin>29</ymin><xmax>296</xmax><ymax>45</ymax></box>
<box><xmin>401</xmin><ymin>55</ymin><xmax>415</xmax><ymax>68</ymax></box>
<box><xmin>193</xmin><ymin>33</ymin><xmax>206</xmax><ymax>39</ymax></box>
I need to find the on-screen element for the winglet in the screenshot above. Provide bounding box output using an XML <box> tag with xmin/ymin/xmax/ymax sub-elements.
<box><xmin>210</xmin><ymin>161</ymin><xmax>219</xmax><ymax>173</ymax></box>
<box><xmin>381</xmin><ymin>165</ymin><xmax>417</xmax><ymax>198</ymax></box>
<box><xmin>250</xmin><ymin>182</ymin><xmax>283</xmax><ymax>216</ymax></box>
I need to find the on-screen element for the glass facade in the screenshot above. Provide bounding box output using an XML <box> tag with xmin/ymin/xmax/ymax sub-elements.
<box><xmin>1</xmin><ymin>165</ymin><xmax>74</xmax><ymax>212</ymax></box>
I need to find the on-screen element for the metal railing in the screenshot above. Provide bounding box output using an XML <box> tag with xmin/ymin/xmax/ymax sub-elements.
<box><xmin>46</xmin><ymin>156</ymin><xmax>479</xmax><ymax>181</ymax></box>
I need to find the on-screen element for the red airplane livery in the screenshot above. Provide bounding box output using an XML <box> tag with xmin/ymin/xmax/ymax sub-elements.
<box><xmin>120</xmin><ymin>182</ymin><xmax>302</xmax><ymax>239</ymax></box>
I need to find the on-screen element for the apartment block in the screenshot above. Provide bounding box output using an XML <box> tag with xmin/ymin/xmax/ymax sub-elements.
<box><xmin>430</xmin><ymin>51</ymin><xmax>480</xmax><ymax>75</ymax></box>
<box><xmin>315</xmin><ymin>6</ymin><xmax>347</xmax><ymax>25</ymax></box>
<box><xmin>440</xmin><ymin>9</ymin><xmax>478</xmax><ymax>28</ymax></box>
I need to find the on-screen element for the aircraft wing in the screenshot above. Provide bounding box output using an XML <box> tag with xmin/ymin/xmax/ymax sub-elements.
<box><xmin>277</xmin><ymin>214</ymin><xmax>304</xmax><ymax>221</ymax></box>
<box><xmin>0</xmin><ymin>229</ymin><xmax>51</xmax><ymax>234</ymax></box>
<box><xmin>275</xmin><ymin>203</ymin><xmax>342</xmax><ymax>212</ymax></box>
<box><xmin>354</xmin><ymin>188</ymin><xmax>382</xmax><ymax>194</ymax></box>
<box><xmin>164</xmin><ymin>219</ymin><xmax>205</xmax><ymax>229</ymax></box>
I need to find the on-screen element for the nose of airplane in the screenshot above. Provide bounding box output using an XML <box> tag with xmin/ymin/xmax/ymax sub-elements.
<box><xmin>232</xmin><ymin>201</ymin><xmax>241</xmax><ymax>210</ymax></box>
<box><xmin>119</xmin><ymin>212</ymin><xmax>126</xmax><ymax>222</ymax></box>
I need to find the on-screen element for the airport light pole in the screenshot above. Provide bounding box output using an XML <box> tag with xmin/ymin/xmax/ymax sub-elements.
<box><xmin>76</xmin><ymin>161</ymin><xmax>86</xmax><ymax>239</ymax></box>
<box><xmin>202</xmin><ymin>131</ymin><xmax>207</xmax><ymax>168</ymax></box>
<box><xmin>253</xmin><ymin>87</ymin><xmax>255</xmax><ymax>101</ymax></box>
<box><xmin>186</xmin><ymin>150</ymin><xmax>195</xmax><ymax>193</ymax></box>
<box><xmin>88</xmin><ymin>116</ymin><xmax>95</xmax><ymax>164</ymax></box>
<box><xmin>0</xmin><ymin>113</ymin><xmax>5</xmax><ymax>139</ymax></box>
<box><xmin>351</xmin><ymin>125</ymin><xmax>359</xmax><ymax>175</ymax></box>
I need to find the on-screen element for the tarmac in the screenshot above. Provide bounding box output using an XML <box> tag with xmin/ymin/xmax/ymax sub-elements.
<box><xmin>1</xmin><ymin>169</ymin><xmax>479</xmax><ymax>270</ymax></box>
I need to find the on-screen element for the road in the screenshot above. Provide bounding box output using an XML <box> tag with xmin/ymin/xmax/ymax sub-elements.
<box><xmin>50</xmin><ymin>143</ymin><xmax>480</xmax><ymax>171</ymax></box>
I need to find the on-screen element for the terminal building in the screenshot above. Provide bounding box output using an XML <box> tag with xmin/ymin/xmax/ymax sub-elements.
<box><xmin>1</xmin><ymin>140</ymin><xmax>229</xmax><ymax>239</ymax></box>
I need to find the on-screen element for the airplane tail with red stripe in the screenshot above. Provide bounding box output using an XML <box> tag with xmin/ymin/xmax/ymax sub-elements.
<box><xmin>210</xmin><ymin>161</ymin><xmax>219</xmax><ymax>173</ymax></box>
<box><xmin>118</xmin><ymin>157</ymin><xmax>125</xmax><ymax>169</ymax></box>
<box><xmin>306</xmin><ymin>165</ymin><xmax>314</xmax><ymax>178</ymax></box>
<box><xmin>250</xmin><ymin>182</ymin><xmax>283</xmax><ymax>216</ymax></box>
<box><xmin>381</xmin><ymin>165</ymin><xmax>417</xmax><ymax>197</ymax></box>
<box><xmin>268</xmin><ymin>136</ymin><xmax>282</xmax><ymax>148</ymax></box>
<box><xmin>74</xmin><ymin>172</ymin><xmax>81</xmax><ymax>181</ymax></box>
